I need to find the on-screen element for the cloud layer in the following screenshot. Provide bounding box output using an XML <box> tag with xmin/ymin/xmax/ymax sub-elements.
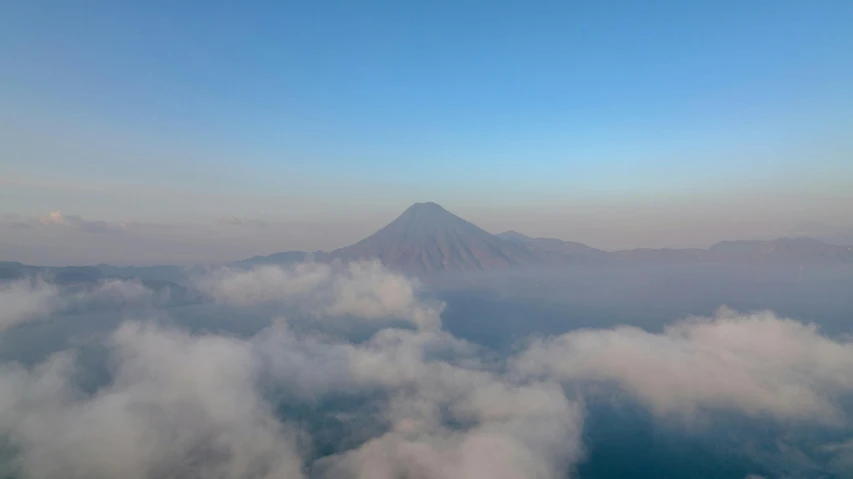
<box><xmin>1</xmin><ymin>261</ymin><xmax>853</xmax><ymax>478</ymax></box>
<box><xmin>0</xmin><ymin>277</ymin><xmax>157</xmax><ymax>332</ymax></box>
<box><xmin>0</xmin><ymin>322</ymin><xmax>304</xmax><ymax>479</ymax></box>
<box><xmin>199</xmin><ymin>262</ymin><xmax>443</xmax><ymax>331</ymax></box>
<box><xmin>514</xmin><ymin>307</ymin><xmax>853</xmax><ymax>422</ymax></box>
<box><xmin>0</xmin><ymin>279</ymin><xmax>60</xmax><ymax>331</ymax></box>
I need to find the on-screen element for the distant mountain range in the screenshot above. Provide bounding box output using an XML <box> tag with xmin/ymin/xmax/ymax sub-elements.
<box><xmin>239</xmin><ymin>202</ymin><xmax>853</xmax><ymax>276</ymax></box>
<box><xmin>610</xmin><ymin>236</ymin><xmax>853</xmax><ymax>264</ymax></box>
<box><xmin>3</xmin><ymin>202</ymin><xmax>852</xmax><ymax>282</ymax></box>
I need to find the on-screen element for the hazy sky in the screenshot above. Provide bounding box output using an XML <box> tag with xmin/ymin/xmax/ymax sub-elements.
<box><xmin>2</xmin><ymin>1</ymin><xmax>852</xmax><ymax>263</ymax></box>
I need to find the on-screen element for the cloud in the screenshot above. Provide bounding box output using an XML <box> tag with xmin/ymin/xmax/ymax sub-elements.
<box><xmin>0</xmin><ymin>322</ymin><xmax>305</xmax><ymax>479</ymax></box>
<box><xmin>39</xmin><ymin>211</ymin><xmax>72</xmax><ymax>227</ymax></box>
<box><xmin>317</xmin><ymin>379</ymin><xmax>583</xmax><ymax>479</ymax></box>
<box><xmin>0</xmin><ymin>277</ymin><xmax>160</xmax><ymax>332</ymax></box>
<box><xmin>513</xmin><ymin>307</ymin><xmax>853</xmax><ymax>422</ymax></box>
<box><xmin>71</xmin><ymin>278</ymin><xmax>159</xmax><ymax>305</ymax></box>
<box><xmin>268</xmin><ymin>325</ymin><xmax>585</xmax><ymax>479</ymax></box>
<box><xmin>0</xmin><ymin>261</ymin><xmax>586</xmax><ymax>479</ymax></box>
<box><xmin>250</xmin><ymin>313</ymin><xmax>584</xmax><ymax>479</ymax></box>
<box><xmin>39</xmin><ymin>211</ymin><xmax>125</xmax><ymax>234</ymax></box>
<box><xmin>198</xmin><ymin>261</ymin><xmax>443</xmax><ymax>331</ymax></box>
<box><xmin>0</xmin><ymin>279</ymin><xmax>61</xmax><ymax>331</ymax></box>
<box><xmin>5</xmin><ymin>260</ymin><xmax>853</xmax><ymax>477</ymax></box>
<box><xmin>332</xmin><ymin>362</ymin><xmax>583</xmax><ymax>479</ymax></box>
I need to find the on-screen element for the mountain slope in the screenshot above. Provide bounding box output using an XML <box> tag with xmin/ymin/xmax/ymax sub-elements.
<box><xmin>497</xmin><ymin>231</ymin><xmax>607</xmax><ymax>260</ymax></box>
<box><xmin>327</xmin><ymin>202</ymin><xmax>542</xmax><ymax>276</ymax></box>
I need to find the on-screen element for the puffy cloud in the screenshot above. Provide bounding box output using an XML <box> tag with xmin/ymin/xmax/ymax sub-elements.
<box><xmin>39</xmin><ymin>211</ymin><xmax>72</xmax><ymax>227</ymax></box>
<box><xmin>0</xmin><ymin>260</ymin><xmax>588</xmax><ymax>479</ymax></box>
<box><xmin>0</xmin><ymin>278</ymin><xmax>160</xmax><ymax>332</ymax></box>
<box><xmin>0</xmin><ymin>322</ymin><xmax>305</xmax><ymax>479</ymax></box>
<box><xmin>0</xmin><ymin>279</ymin><xmax>61</xmax><ymax>331</ymax></box>
<box><xmin>307</xmin><ymin>329</ymin><xmax>584</xmax><ymax>479</ymax></box>
<box><xmin>318</xmin><ymin>380</ymin><xmax>582</xmax><ymax>479</ymax></box>
<box><xmin>197</xmin><ymin>260</ymin><xmax>587</xmax><ymax>479</ymax></box>
<box><xmin>256</xmin><ymin>319</ymin><xmax>582</xmax><ymax>479</ymax></box>
<box><xmin>198</xmin><ymin>261</ymin><xmax>443</xmax><ymax>331</ymax></box>
<box><xmin>513</xmin><ymin>308</ymin><xmax>853</xmax><ymax>422</ymax></box>
<box><xmin>39</xmin><ymin>211</ymin><xmax>125</xmax><ymax>234</ymax></box>
<box><xmin>198</xmin><ymin>263</ymin><xmax>332</xmax><ymax>305</ymax></box>
<box><xmin>251</xmin><ymin>322</ymin><xmax>483</xmax><ymax>401</ymax></box>
<box><xmin>6</xmin><ymin>259</ymin><xmax>853</xmax><ymax>478</ymax></box>
<box><xmin>0</xmin><ymin>261</ymin><xmax>587</xmax><ymax>479</ymax></box>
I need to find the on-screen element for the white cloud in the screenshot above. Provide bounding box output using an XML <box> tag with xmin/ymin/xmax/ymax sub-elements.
<box><xmin>0</xmin><ymin>279</ymin><xmax>61</xmax><ymax>331</ymax></box>
<box><xmin>318</xmin><ymin>380</ymin><xmax>582</xmax><ymax>479</ymax></box>
<box><xmin>0</xmin><ymin>277</ymin><xmax>159</xmax><ymax>332</ymax></box>
<box><xmin>513</xmin><ymin>308</ymin><xmax>853</xmax><ymax>422</ymax></box>
<box><xmin>199</xmin><ymin>261</ymin><xmax>443</xmax><ymax>331</ymax></box>
<box><xmin>307</xmin><ymin>328</ymin><xmax>584</xmax><ymax>479</ymax></box>
<box><xmin>254</xmin><ymin>315</ymin><xmax>583</xmax><ymax>479</ymax></box>
<box><xmin>39</xmin><ymin>211</ymin><xmax>125</xmax><ymax>234</ymax></box>
<box><xmin>199</xmin><ymin>259</ymin><xmax>587</xmax><ymax>479</ymax></box>
<box><xmin>0</xmin><ymin>260</ymin><xmax>587</xmax><ymax>479</ymax></box>
<box><xmin>5</xmin><ymin>259</ymin><xmax>853</xmax><ymax>477</ymax></box>
<box><xmin>0</xmin><ymin>322</ymin><xmax>305</xmax><ymax>479</ymax></box>
<box><xmin>39</xmin><ymin>211</ymin><xmax>72</xmax><ymax>227</ymax></box>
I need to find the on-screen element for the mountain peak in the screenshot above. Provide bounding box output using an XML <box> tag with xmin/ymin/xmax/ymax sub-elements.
<box><xmin>399</xmin><ymin>202</ymin><xmax>450</xmax><ymax>219</ymax></box>
<box><xmin>328</xmin><ymin>202</ymin><xmax>540</xmax><ymax>276</ymax></box>
<box><xmin>389</xmin><ymin>202</ymin><xmax>470</xmax><ymax>232</ymax></box>
<box><xmin>408</xmin><ymin>201</ymin><xmax>445</xmax><ymax>210</ymax></box>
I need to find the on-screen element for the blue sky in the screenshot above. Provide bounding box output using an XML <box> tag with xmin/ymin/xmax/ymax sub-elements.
<box><xmin>2</xmin><ymin>1</ymin><xmax>853</xmax><ymax>260</ymax></box>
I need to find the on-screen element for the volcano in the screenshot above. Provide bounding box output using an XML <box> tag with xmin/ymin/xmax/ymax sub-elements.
<box><xmin>327</xmin><ymin>202</ymin><xmax>542</xmax><ymax>276</ymax></box>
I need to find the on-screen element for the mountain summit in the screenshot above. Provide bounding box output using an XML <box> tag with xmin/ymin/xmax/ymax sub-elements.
<box><xmin>328</xmin><ymin>202</ymin><xmax>540</xmax><ymax>276</ymax></box>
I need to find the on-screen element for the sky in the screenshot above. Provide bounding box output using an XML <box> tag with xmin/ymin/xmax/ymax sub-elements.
<box><xmin>2</xmin><ymin>0</ymin><xmax>853</xmax><ymax>263</ymax></box>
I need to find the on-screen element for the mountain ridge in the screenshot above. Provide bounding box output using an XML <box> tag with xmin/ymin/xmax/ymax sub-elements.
<box><xmin>4</xmin><ymin>202</ymin><xmax>852</xmax><ymax>282</ymax></box>
<box><xmin>231</xmin><ymin>203</ymin><xmax>853</xmax><ymax>276</ymax></box>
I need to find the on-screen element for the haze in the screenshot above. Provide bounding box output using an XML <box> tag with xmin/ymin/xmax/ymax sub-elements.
<box><xmin>3</xmin><ymin>1</ymin><xmax>853</xmax><ymax>264</ymax></box>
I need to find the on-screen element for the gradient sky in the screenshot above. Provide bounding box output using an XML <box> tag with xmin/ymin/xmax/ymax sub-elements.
<box><xmin>2</xmin><ymin>1</ymin><xmax>853</xmax><ymax>263</ymax></box>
